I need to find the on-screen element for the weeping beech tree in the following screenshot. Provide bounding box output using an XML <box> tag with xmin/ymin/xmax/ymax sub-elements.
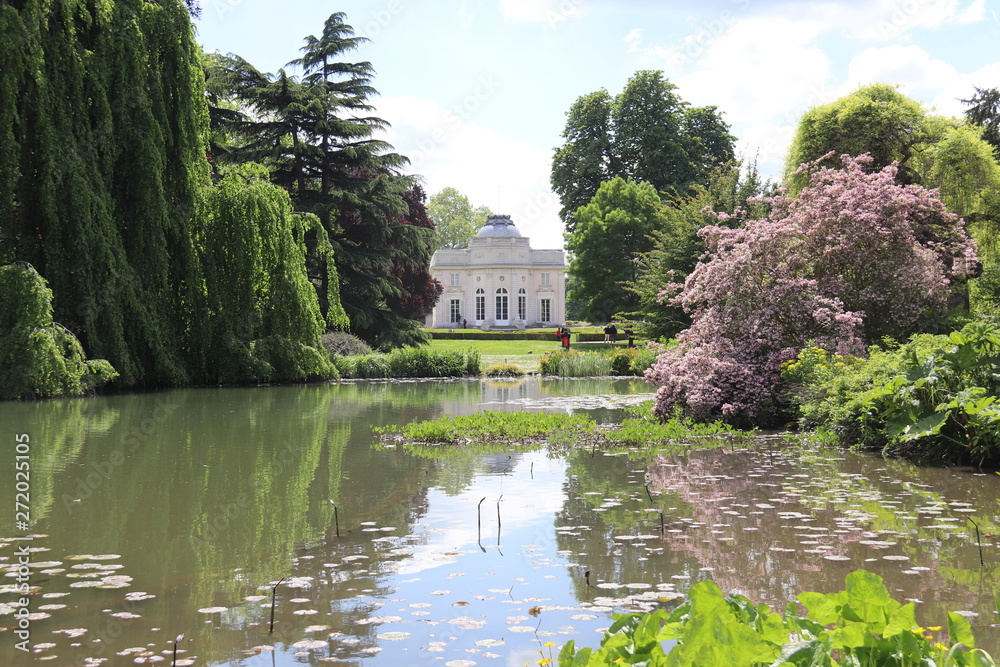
<box><xmin>191</xmin><ymin>164</ymin><xmax>342</xmax><ymax>383</ymax></box>
<box><xmin>1</xmin><ymin>0</ymin><xmax>209</xmax><ymax>386</ymax></box>
<box><xmin>0</xmin><ymin>0</ymin><xmax>345</xmax><ymax>393</ymax></box>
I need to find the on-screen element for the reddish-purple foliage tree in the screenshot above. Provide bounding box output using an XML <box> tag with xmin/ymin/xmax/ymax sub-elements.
<box><xmin>387</xmin><ymin>185</ymin><xmax>443</xmax><ymax>321</ymax></box>
<box><xmin>646</xmin><ymin>154</ymin><xmax>979</xmax><ymax>426</ymax></box>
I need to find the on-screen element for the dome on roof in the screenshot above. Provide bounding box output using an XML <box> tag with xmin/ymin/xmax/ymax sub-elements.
<box><xmin>476</xmin><ymin>214</ymin><xmax>522</xmax><ymax>238</ymax></box>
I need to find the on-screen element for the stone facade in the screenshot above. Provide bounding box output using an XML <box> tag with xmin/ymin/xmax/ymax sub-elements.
<box><xmin>426</xmin><ymin>214</ymin><xmax>566</xmax><ymax>329</ymax></box>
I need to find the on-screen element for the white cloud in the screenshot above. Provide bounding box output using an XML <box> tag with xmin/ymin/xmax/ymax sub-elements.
<box><xmin>930</xmin><ymin>61</ymin><xmax>1000</xmax><ymax>116</ymax></box>
<box><xmin>845</xmin><ymin>44</ymin><xmax>958</xmax><ymax>94</ymax></box>
<box><xmin>458</xmin><ymin>1</ymin><xmax>475</xmax><ymax>24</ymax></box>
<box><xmin>375</xmin><ymin>95</ymin><xmax>565</xmax><ymax>249</ymax></box>
<box><xmin>770</xmin><ymin>0</ymin><xmax>987</xmax><ymax>41</ymax></box>
<box><xmin>623</xmin><ymin>6</ymin><xmax>993</xmax><ymax>180</ymax></box>
<box><xmin>671</xmin><ymin>17</ymin><xmax>832</xmax><ymax>176</ymax></box>
<box><xmin>957</xmin><ymin>0</ymin><xmax>987</xmax><ymax>23</ymax></box>
<box><xmin>498</xmin><ymin>0</ymin><xmax>584</xmax><ymax>25</ymax></box>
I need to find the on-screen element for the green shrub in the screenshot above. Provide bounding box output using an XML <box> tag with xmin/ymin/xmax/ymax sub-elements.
<box><xmin>629</xmin><ymin>346</ymin><xmax>657</xmax><ymax>375</ymax></box>
<box><xmin>250</xmin><ymin>334</ymin><xmax>339</xmax><ymax>382</ymax></box>
<box><xmin>606</xmin><ymin>346</ymin><xmax>658</xmax><ymax>376</ymax></box>
<box><xmin>465</xmin><ymin>348</ymin><xmax>482</xmax><ymax>375</ymax></box>
<box><xmin>334</xmin><ymin>347</ymin><xmax>480</xmax><ymax>379</ymax></box>
<box><xmin>321</xmin><ymin>331</ymin><xmax>372</xmax><ymax>357</ymax></box>
<box><xmin>784</xmin><ymin>320</ymin><xmax>1000</xmax><ymax>465</ymax></box>
<box><xmin>483</xmin><ymin>363</ymin><xmax>525</xmax><ymax>377</ymax></box>
<box><xmin>334</xmin><ymin>354</ymin><xmax>390</xmax><ymax>379</ymax></box>
<box><xmin>560</xmin><ymin>570</ymin><xmax>994</xmax><ymax>667</ymax></box>
<box><xmin>0</xmin><ymin>263</ymin><xmax>119</xmax><ymax>399</ymax></box>
<box><xmin>607</xmin><ymin>348</ymin><xmax>633</xmax><ymax>375</ymax></box>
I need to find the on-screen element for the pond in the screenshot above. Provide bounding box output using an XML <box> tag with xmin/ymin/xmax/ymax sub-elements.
<box><xmin>0</xmin><ymin>378</ymin><xmax>998</xmax><ymax>665</ymax></box>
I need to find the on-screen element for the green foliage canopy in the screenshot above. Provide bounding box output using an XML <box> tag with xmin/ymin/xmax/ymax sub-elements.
<box><xmin>0</xmin><ymin>0</ymin><xmax>350</xmax><ymax>395</ymax></box>
<box><xmin>1</xmin><ymin>0</ymin><xmax>212</xmax><ymax>386</ymax></box>
<box><xmin>785</xmin><ymin>83</ymin><xmax>928</xmax><ymax>188</ymax></box>
<box><xmin>0</xmin><ymin>263</ymin><xmax>118</xmax><ymax>399</ymax></box>
<box><xmin>205</xmin><ymin>12</ymin><xmax>437</xmax><ymax>349</ymax></box>
<box><xmin>565</xmin><ymin>177</ymin><xmax>665</xmax><ymax>323</ymax></box>
<box><xmin>427</xmin><ymin>186</ymin><xmax>492</xmax><ymax>250</ymax></box>
<box><xmin>963</xmin><ymin>85</ymin><xmax>1000</xmax><ymax>155</ymax></box>
<box><xmin>191</xmin><ymin>164</ymin><xmax>338</xmax><ymax>383</ymax></box>
<box><xmin>626</xmin><ymin>161</ymin><xmax>771</xmax><ymax>341</ymax></box>
<box><xmin>552</xmin><ymin>71</ymin><xmax>735</xmax><ymax>233</ymax></box>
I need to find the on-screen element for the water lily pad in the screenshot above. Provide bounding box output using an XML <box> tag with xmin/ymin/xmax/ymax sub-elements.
<box><xmin>508</xmin><ymin>625</ymin><xmax>536</xmax><ymax>632</ymax></box>
<box><xmin>474</xmin><ymin>639</ymin><xmax>505</xmax><ymax>647</ymax></box>
<box><xmin>124</xmin><ymin>592</ymin><xmax>155</xmax><ymax>601</ymax></box>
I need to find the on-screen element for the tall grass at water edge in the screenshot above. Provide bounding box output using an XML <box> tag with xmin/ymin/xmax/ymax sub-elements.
<box><xmin>333</xmin><ymin>347</ymin><xmax>480</xmax><ymax>379</ymax></box>
<box><xmin>540</xmin><ymin>347</ymin><xmax>658</xmax><ymax>377</ymax></box>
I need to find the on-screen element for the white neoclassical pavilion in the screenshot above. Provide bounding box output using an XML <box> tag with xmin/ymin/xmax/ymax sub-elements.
<box><xmin>426</xmin><ymin>214</ymin><xmax>566</xmax><ymax>329</ymax></box>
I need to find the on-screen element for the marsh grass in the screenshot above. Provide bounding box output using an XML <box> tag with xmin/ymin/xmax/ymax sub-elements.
<box><xmin>375</xmin><ymin>411</ymin><xmax>595</xmax><ymax>445</ymax></box>
<box><xmin>558</xmin><ymin>352</ymin><xmax>613</xmax><ymax>377</ymax></box>
<box><xmin>334</xmin><ymin>347</ymin><xmax>480</xmax><ymax>378</ymax></box>
<box><xmin>539</xmin><ymin>347</ymin><xmax>657</xmax><ymax>377</ymax></box>
<box><xmin>483</xmin><ymin>362</ymin><xmax>526</xmax><ymax>377</ymax></box>
<box><xmin>375</xmin><ymin>402</ymin><xmax>752</xmax><ymax>454</ymax></box>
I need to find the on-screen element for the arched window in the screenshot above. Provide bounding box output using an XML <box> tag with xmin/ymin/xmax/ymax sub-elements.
<box><xmin>517</xmin><ymin>288</ymin><xmax>526</xmax><ymax>320</ymax></box>
<box><xmin>495</xmin><ymin>287</ymin><xmax>508</xmax><ymax>322</ymax></box>
<box><xmin>475</xmin><ymin>288</ymin><xmax>485</xmax><ymax>321</ymax></box>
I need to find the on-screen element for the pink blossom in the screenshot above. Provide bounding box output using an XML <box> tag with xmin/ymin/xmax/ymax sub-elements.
<box><xmin>647</xmin><ymin>154</ymin><xmax>978</xmax><ymax>425</ymax></box>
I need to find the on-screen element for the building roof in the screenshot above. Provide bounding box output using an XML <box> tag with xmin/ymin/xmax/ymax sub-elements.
<box><xmin>475</xmin><ymin>214</ymin><xmax>522</xmax><ymax>238</ymax></box>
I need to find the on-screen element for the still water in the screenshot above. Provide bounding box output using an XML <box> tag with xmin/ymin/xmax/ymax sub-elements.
<box><xmin>0</xmin><ymin>378</ymin><xmax>998</xmax><ymax>666</ymax></box>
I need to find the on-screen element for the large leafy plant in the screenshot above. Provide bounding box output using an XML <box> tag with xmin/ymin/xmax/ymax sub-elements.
<box><xmin>861</xmin><ymin>321</ymin><xmax>1000</xmax><ymax>465</ymax></box>
<box><xmin>559</xmin><ymin>570</ymin><xmax>994</xmax><ymax>666</ymax></box>
<box><xmin>784</xmin><ymin>320</ymin><xmax>1000</xmax><ymax>464</ymax></box>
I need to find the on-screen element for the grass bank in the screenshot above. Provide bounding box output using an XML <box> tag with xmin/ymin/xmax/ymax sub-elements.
<box><xmin>426</xmin><ymin>338</ymin><xmax>641</xmax><ymax>373</ymax></box>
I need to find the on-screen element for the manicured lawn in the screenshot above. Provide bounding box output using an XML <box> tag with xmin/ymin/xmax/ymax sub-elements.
<box><xmin>426</xmin><ymin>337</ymin><xmax>625</xmax><ymax>372</ymax></box>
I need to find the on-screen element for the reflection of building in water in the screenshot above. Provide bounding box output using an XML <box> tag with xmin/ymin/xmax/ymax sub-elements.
<box><xmin>426</xmin><ymin>214</ymin><xmax>566</xmax><ymax>329</ymax></box>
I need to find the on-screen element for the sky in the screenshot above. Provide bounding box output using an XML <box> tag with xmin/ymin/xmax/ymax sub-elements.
<box><xmin>194</xmin><ymin>0</ymin><xmax>1000</xmax><ymax>250</ymax></box>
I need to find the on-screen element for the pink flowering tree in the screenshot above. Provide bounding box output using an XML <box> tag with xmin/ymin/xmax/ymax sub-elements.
<box><xmin>646</xmin><ymin>154</ymin><xmax>979</xmax><ymax>426</ymax></box>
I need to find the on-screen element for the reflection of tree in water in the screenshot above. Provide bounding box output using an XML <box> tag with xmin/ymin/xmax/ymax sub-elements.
<box><xmin>548</xmin><ymin>437</ymin><xmax>1000</xmax><ymax>646</ymax></box>
<box><xmin>0</xmin><ymin>397</ymin><xmax>117</xmax><ymax>529</ymax></box>
<box><xmin>0</xmin><ymin>384</ymin><xmax>447</xmax><ymax>667</ymax></box>
<box><xmin>555</xmin><ymin>450</ymin><xmax>703</xmax><ymax>601</ymax></box>
<box><xmin>645</xmin><ymin>445</ymin><xmax>995</xmax><ymax>631</ymax></box>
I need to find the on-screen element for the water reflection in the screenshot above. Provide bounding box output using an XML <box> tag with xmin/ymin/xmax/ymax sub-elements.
<box><xmin>0</xmin><ymin>378</ymin><xmax>997</xmax><ymax>666</ymax></box>
<box><xmin>556</xmin><ymin>441</ymin><xmax>1000</xmax><ymax>649</ymax></box>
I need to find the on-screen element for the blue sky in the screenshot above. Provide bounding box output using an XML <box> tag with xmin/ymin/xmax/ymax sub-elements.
<box><xmin>195</xmin><ymin>0</ymin><xmax>999</xmax><ymax>249</ymax></box>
